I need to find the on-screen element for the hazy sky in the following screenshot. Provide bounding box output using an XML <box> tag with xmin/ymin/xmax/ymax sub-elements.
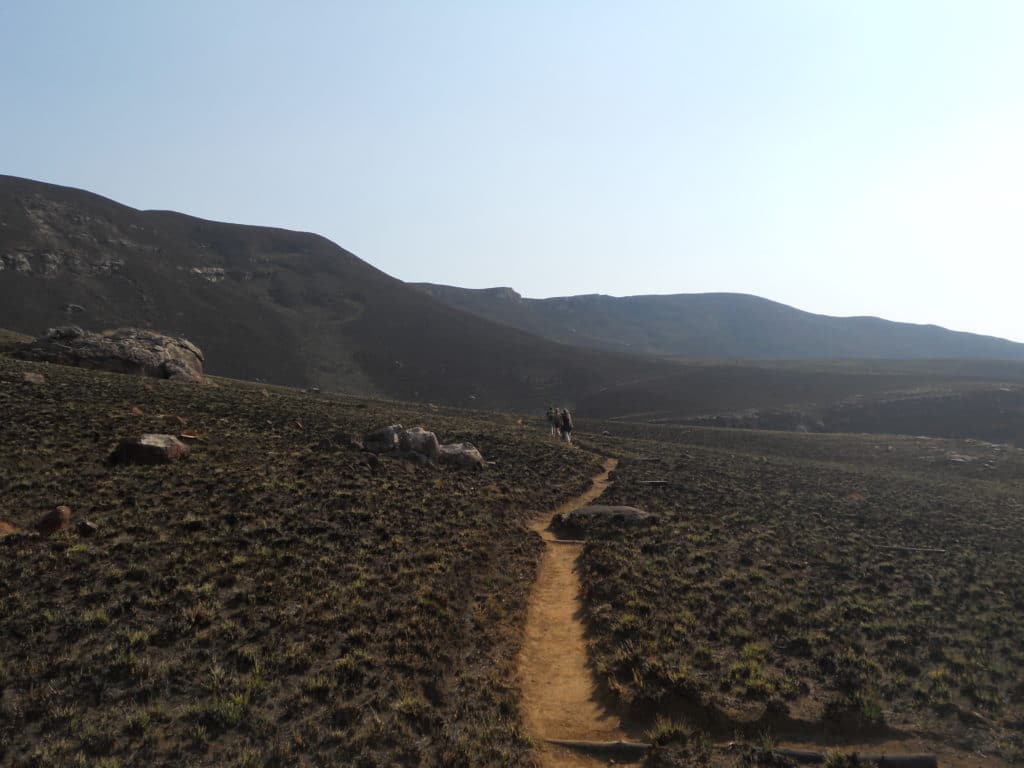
<box><xmin>2</xmin><ymin>1</ymin><xmax>1022</xmax><ymax>341</ymax></box>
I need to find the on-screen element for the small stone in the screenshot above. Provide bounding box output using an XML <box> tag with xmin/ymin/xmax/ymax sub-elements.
<box><xmin>36</xmin><ymin>506</ymin><xmax>72</xmax><ymax>535</ymax></box>
<box><xmin>22</xmin><ymin>372</ymin><xmax>45</xmax><ymax>385</ymax></box>
<box><xmin>76</xmin><ymin>519</ymin><xmax>98</xmax><ymax>537</ymax></box>
<box><xmin>109</xmin><ymin>434</ymin><xmax>190</xmax><ymax>465</ymax></box>
<box><xmin>0</xmin><ymin>521</ymin><xmax>20</xmax><ymax>537</ymax></box>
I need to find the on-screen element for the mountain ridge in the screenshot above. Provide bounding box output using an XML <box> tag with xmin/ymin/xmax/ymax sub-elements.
<box><xmin>0</xmin><ymin>174</ymin><xmax>676</xmax><ymax>411</ymax></box>
<box><xmin>413</xmin><ymin>283</ymin><xmax>1024</xmax><ymax>360</ymax></box>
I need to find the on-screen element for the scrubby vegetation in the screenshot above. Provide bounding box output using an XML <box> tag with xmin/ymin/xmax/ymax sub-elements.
<box><xmin>0</xmin><ymin>354</ymin><xmax>601</xmax><ymax>767</ymax></box>
<box><xmin>575</xmin><ymin>427</ymin><xmax>1024</xmax><ymax>762</ymax></box>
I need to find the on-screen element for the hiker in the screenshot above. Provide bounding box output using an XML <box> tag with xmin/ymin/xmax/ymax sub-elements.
<box><xmin>560</xmin><ymin>408</ymin><xmax>574</xmax><ymax>444</ymax></box>
<box><xmin>546</xmin><ymin>406</ymin><xmax>560</xmax><ymax>437</ymax></box>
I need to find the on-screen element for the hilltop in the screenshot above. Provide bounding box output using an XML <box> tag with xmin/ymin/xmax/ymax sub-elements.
<box><xmin>414</xmin><ymin>284</ymin><xmax>1024</xmax><ymax>361</ymax></box>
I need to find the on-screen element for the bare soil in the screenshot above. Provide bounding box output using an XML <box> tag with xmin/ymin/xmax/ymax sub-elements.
<box><xmin>519</xmin><ymin>458</ymin><xmax>633</xmax><ymax>767</ymax></box>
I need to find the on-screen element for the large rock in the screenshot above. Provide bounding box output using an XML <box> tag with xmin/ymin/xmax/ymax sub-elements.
<box><xmin>363</xmin><ymin>424</ymin><xmax>403</xmax><ymax>453</ymax></box>
<box><xmin>553</xmin><ymin>504</ymin><xmax>659</xmax><ymax>535</ymax></box>
<box><xmin>399</xmin><ymin>427</ymin><xmax>440</xmax><ymax>460</ymax></box>
<box><xmin>437</xmin><ymin>442</ymin><xmax>485</xmax><ymax>470</ymax></box>
<box><xmin>109</xmin><ymin>434</ymin><xmax>191</xmax><ymax>465</ymax></box>
<box><xmin>14</xmin><ymin>326</ymin><xmax>204</xmax><ymax>382</ymax></box>
<box><xmin>36</xmin><ymin>505</ymin><xmax>72</xmax><ymax>535</ymax></box>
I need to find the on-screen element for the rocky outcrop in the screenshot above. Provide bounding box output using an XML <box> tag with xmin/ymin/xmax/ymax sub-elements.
<box><xmin>399</xmin><ymin>427</ymin><xmax>440</xmax><ymax>460</ymax></box>
<box><xmin>363</xmin><ymin>424</ymin><xmax>403</xmax><ymax>453</ymax></box>
<box><xmin>109</xmin><ymin>434</ymin><xmax>191</xmax><ymax>465</ymax></box>
<box><xmin>363</xmin><ymin>425</ymin><xmax>481</xmax><ymax>468</ymax></box>
<box><xmin>437</xmin><ymin>442</ymin><xmax>485</xmax><ymax>470</ymax></box>
<box><xmin>14</xmin><ymin>327</ymin><xmax>204</xmax><ymax>382</ymax></box>
<box><xmin>553</xmin><ymin>504</ymin><xmax>659</xmax><ymax>536</ymax></box>
<box><xmin>0</xmin><ymin>250</ymin><xmax>125</xmax><ymax>276</ymax></box>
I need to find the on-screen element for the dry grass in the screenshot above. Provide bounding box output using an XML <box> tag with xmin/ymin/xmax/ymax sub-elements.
<box><xmin>574</xmin><ymin>427</ymin><xmax>1024</xmax><ymax>762</ymax></box>
<box><xmin>0</xmin><ymin>354</ymin><xmax>601</xmax><ymax>767</ymax></box>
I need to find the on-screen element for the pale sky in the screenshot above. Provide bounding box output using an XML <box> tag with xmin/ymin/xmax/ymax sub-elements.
<box><xmin>2</xmin><ymin>1</ymin><xmax>1022</xmax><ymax>341</ymax></box>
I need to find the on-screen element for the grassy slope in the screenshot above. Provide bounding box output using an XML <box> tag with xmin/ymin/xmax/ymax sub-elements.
<box><xmin>0</xmin><ymin>354</ymin><xmax>602</xmax><ymax>767</ymax></box>
<box><xmin>572</xmin><ymin>427</ymin><xmax>1024</xmax><ymax>762</ymax></box>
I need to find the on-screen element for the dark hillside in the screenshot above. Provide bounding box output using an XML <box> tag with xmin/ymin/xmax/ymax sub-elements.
<box><xmin>0</xmin><ymin>175</ymin><xmax>673</xmax><ymax>411</ymax></box>
<box><xmin>414</xmin><ymin>284</ymin><xmax>1024</xmax><ymax>361</ymax></box>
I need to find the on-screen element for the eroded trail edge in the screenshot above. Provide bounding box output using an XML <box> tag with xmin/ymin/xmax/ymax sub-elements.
<box><xmin>519</xmin><ymin>458</ymin><xmax>627</xmax><ymax>768</ymax></box>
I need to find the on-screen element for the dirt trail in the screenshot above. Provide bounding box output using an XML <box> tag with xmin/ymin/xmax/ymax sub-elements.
<box><xmin>519</xmin><ymin>458</ymin><xmax>633</xmax><ymax>767</ymax></box>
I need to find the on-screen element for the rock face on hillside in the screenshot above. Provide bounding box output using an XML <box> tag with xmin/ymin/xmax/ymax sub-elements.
<box><xmin>14</xmin><ymin>327</ymin><xmax>204</xmax><ymax>382</ymax></box>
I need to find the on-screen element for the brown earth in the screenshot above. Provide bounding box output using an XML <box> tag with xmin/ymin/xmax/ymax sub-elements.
<box><xmin>519</xmin><ymin>457</ymin><xmax>633</xmax><ymax>767</ymax></box>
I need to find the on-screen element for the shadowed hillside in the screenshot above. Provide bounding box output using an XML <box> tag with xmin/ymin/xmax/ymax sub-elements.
<box><xmin>414</xmin><ymin>284</ymin><xmax>1024</xmax><ymax>361</ymax></box>
<box><xmin>0</xmin><ymin>175</ymin><xmax>674</xmax><ymax>411</ymax></box>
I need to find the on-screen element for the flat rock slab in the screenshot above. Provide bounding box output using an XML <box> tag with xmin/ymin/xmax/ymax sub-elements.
<box><xmin>109</xmin><ymin>434</ymin><xmax>191</xmax><ymax>465</ymax></box>
<box><xmin>553</xmin><ymin>504</ymin><xmax>659</xmax><ymax>533</ymax></box>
